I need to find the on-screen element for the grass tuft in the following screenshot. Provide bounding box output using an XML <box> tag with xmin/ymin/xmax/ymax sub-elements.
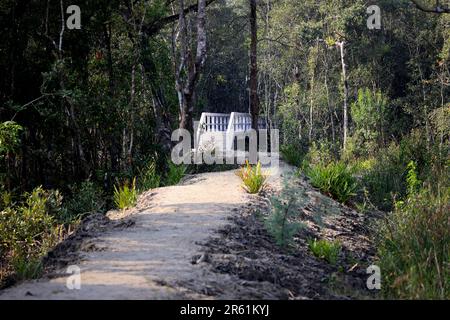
<box><xmin>114</xmin><ymin>178</ymin><xmax>137</xmax><ymax>210</ymax></box>
<box><xmin>305</xmin><ymin>161</ymin><xmax>357</xmax><ymax>204</ymax></box>
<box><xmin>308</xmin><ymin>239</ymin><xmax>342</xmax><ymax>265</ymax></box>
<box><xmin>236</xmin><ymin>161</ymin><xmax>268</xmax><ymax>194</ymax></box>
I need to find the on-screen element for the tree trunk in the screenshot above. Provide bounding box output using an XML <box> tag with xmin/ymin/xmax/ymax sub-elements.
<box><xmin>142</xmin><ymin>32</ymin><xmax>173</xmax><ymax>156</ymax></box>
<box><xmin>176</xmin><ymin>0</ymin><xmax>207</xmax><ymax>132</ymax></box>
<box><xmin>324</xmin><ymin>46</ymin><xmax>336</xmax><ymax>144</ymax></box>
<box><xmin>309</xmin><ymin>64</ymin><xmax>315</xmax><ymax>144</ymax></box>
<box><xmin>338</xmin><ymin>41</ymin><xmax>349</xmax><ymax>150</ymax></box>
<box><xmin>249</xmin><ymin>0</ymin><xmax>260</xmax><ymax>130</ymax></box>
<box><xmin>179</xmin><ymin>93</ymin><xmax>194</xmax><ymax>131</ymax></box>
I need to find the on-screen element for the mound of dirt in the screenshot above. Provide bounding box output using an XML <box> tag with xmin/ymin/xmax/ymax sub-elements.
<box><xmin>187</xmin><ymin>177</ymin><xmax>383</xmax><ymax>300</ymax></box>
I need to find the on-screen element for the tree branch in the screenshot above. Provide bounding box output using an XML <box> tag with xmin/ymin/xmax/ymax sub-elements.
<box><xmin>143</xmin><ymin>0</ymin><xmax>217</xmax><ymax>36</ymax></box>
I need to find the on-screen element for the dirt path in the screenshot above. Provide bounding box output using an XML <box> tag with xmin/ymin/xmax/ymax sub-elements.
<box><xmin>0</xmin><ymin>167</ymin><xmax>287</xmax><ymax>300</ymax></box>
<box><xmin>0</xmin><ymin>163</ymin><xmax>378</xmax><ymax>300</ymax></box>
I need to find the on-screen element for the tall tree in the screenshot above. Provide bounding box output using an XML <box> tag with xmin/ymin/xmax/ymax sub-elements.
<box><xmin>337</xmin><ymin>41</ymin><xmax>349</xmax><ymax>150</ymax></box>
<box><xmin>175</xmin><ymin>0</ymin><xmax>208</xmax><ymax>132</ymax></box>
<box><xmin>249</xmin><ymin>0</ymin><xmax>260</xmax><ymax>130</ymax></box>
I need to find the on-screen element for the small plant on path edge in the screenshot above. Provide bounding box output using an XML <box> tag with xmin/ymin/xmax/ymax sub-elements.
<box><xmin>236</xmin><ymin>161</ymin><xmax>268</xmax><ymax>194</ymax></box>
<box><xmin>114</xmin><ymin>178</ymin><xmax>137</xmax><ymax>210</ymax></box>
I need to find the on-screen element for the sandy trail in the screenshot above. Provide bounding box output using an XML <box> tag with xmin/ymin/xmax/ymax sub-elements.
<box><xmin>0</xmin><ymin>167</ymin><xmax>285</xmax><ymax>300</ymax></box>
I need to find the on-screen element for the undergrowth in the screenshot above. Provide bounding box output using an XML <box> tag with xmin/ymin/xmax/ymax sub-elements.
<box><xmin>281</xmin><ymin>145</ymin><xmax>304</xmax><ymax>167</ymax></box>
<box><xmin>0</xmin><ymin>187</ymin><xmax>64</xmax><ymax>282</ymax></box>
<box><xmin>265</xmin><ymin>176</ymin><xmax>306</xmax><ymax>248</ymax></box>
<box><xmin>376</xmin><ymin>162</ymin><xmax>449</xmax><ymax>299</ymax></box>
<box><xmin>165</xmin><ymin>161</ymin><xmax>187</xmax><ymax>186</ymax></box>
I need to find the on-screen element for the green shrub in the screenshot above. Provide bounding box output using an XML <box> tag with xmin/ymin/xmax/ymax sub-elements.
<box><xmin>304</xmin><ymin>142</ymin><xmax>337</xmax><ymax>167</ymax></box>
<box><xmin>377</xmin><ymin>166</ymin><xmax>449</xmax><ymax>299</ymax></box>
<box><xmin>11</xmin><ymin>256</ymin><xmax>43</xmax><ymax>280</ymax></box>
<box><xmin>349</xmin><ymin>88</ymin><xmax>387</xmax><ymax>157</ymax></box>
<box><xmin>114</xmin><ymin>178</ymin><xmax>137</xmax><ymax>210</ymax></box>
<box><xmin>362</xmin><ymin>143</ymin><xmax>407</xmax><ymax>211</ymax></box>
<box><xmin>281</xmin><ymin>145</ymin><xmax>304</xmax><ymax>167</ymax></box>
<box><xmin>351</xmin><ymin>157</ymin><xmax>377</xmax><ymax>174</ymax></box>
<box><xmin>236</xmin><ymin>161</ymin><xmax>268</xmax><ymax>194</ymax></box>
<box><xmin>165</xmin><ymin>161</ymin><xmax>187</xmax><ymax>186</ymax></box>
<box><xmin>265</xmin><ymin>176</ymin><xmax>306</xmax><ymax>248</ymax></box>
<box><xmin>305</xmin><ymin>161</ymin><xmax>357</xmax><ymax>204</ymax></box>
<box><xmin>137</xmin><ymin>160</ymin><xmax>161</xmax><ymax>191</ymax></box>
<box><xmin>44</xmin><ymin>189</ymin><xmax>65</xmax><ymax>217</ymax></box>
<box><xmin>0</xmin><ymin>187</ymin><xmax>62</xmax><ymax>280</ymax></box>
<box><xmin>406</xmin><ymin>161</ymin><xmax>421</xmax><ymax>196</ymax></box>
<box><xmin>63</xmin><ymin>181</ymin><xmax>104</xmax><ymax>224</ymax></box>
<box><xmin>308</xmin><ymin>239</ymin><xmax>342</xmax><ymax>265</ymax></box>
<box><xmin>0</xmin><ymin>121</ymin><xmax>23</xmax><ymax>157</ymax></box>
<box><xmin>0</xmin><ymin>185</ymin><xmax>12</xmax><ymax>211</ymax></box>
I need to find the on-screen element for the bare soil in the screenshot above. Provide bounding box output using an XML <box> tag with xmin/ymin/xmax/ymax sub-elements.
<box><xmin>184</xmin><ymin>179</ymin><xmax>383</xmax><ymax>300</ymax></box>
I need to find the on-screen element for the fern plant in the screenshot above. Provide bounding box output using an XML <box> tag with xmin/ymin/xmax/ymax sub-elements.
<box><xmin>114</xmin><ymin>178</ymin><xmax>137</xmax><ymax>210</ymax></box>
<box><xmin>236</xmin><ymin>161</ymin><xmax>268</xmax><ymax>194</ymax></box>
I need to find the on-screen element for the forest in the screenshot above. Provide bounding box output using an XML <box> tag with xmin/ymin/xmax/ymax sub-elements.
<box><xmin>0</xmin><ymin>0</ymin><xmax>449</xmax><ymax>300</ymax></box>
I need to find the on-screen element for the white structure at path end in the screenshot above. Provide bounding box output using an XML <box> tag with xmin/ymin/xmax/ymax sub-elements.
<box><xmin>196</xmin><ymin>112</ymin><xmax>267</xmax><ymax>152</ymax></box>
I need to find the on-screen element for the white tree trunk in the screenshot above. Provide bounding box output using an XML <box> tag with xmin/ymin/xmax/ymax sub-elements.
<box><xmin>338</xmin><ymin>41</ymin><xmax>349</xmax><ymax>150</ymax></box>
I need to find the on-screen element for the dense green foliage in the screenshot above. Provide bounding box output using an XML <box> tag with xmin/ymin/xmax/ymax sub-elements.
<box><xmin>137</xmin><ymin>160</ymin><xmax>161</xmax><ymax>191</ymax></box>
<box><xmin>0</xmin><ymin>187</ymin><xmax>64</xmax><ymax>281</ymax></box>
<box><xmin>0</xmin><ymin>121</ymin><xmax>22</xmax><ymax>156</ymax></box>
<box><xmin>280</xmin><ymin>145</ymin><xmax>305</xmax><ymax>167</ymax></box>
<box><xmin>348</xmin><ymin>89</ymin><xmax>388</xmax><ymax>158</ymax></box>
<box><xmin>63</xmin><ymin>181</ymin><xmax>105</xmax><ymax>224</ymax></box>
